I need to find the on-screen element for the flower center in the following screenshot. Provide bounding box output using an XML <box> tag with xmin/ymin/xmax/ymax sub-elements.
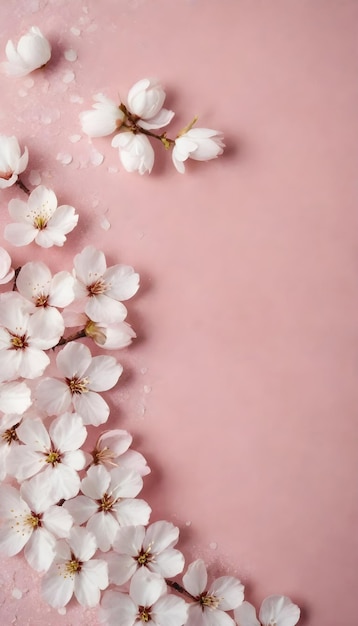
<box><xmin>65</xmin><ymin>559</ymin><xmax>81</xmax><ymax>575</ymax></box>
<box><xmin>136</xmin><ymin>545</ymin><xmax>153</xmax><ymax>566</ymax></box>
<box><xmin>92</xmin><ymin>444</ymin><xmax>117</xmax><ymax>467</ymax></box>
<box><xmin>33</xmin><ymin>215</ymin><xmax>48</xmax><ymax>230</ymax></box>
<box><xmin>87</xmin><ymin>278</ymin><xmax>107</xmax><ymax>296</ymax></box>
<box><xmin>35</xmin><ymin>293</ymin><xmax>49</xmax><ymax>307</ymax></box>
<box><xmin>137</xmin><ymin>607</ymin><xmax>151</xmax><ymax>622</ymax></box>
<box><xmin>98</xmin><ymin>492</ymin><xmax>116</xmax><ymax>512</ymax></box>
<box><xmin>199</xmin><ymin>593</ymin><xmax>220</xmax><ymax>610</ymax></box>
<box><xmin>45</xmin><ymin>449</ymin><xmax>61</xmax><ymax>465</ymax></box>
<box><xmin>66</xmin><ymin>376</ymin><xmax>89</xmax><ymax>395</ymax></box>
<box><xmin>2</xmin><ymin>424</ymin><xmax>19</xmax><ymax>445</ymax></box>
<box><xmin>10</xmin><ymin>333</ymin><xmax>28</xmax><ymax>350</ymax></box>
<box><xmin>25</xmin><ymin>513</ymin><xmax>41</xmax><ymax>529</ymax></box>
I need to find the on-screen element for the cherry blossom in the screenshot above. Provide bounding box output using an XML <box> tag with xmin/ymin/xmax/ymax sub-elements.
<box><xmin>127</xmin><ymin>77</ymin><xmax>174</xmax><ymax>130</ymax></box>
<box><xmin>100</xmin><ymin>567</ymin><xmax>188</xmax><ymax>626</ymax></box>
<box><xmin>0</xmin><ymin>134</ymin><xmax>28</xmax><ymax>189</ymax></box>
<box><xmin>0</xmin><ymin>291</ymin><xmax>62</xmax><ymax>382</ymax></box>
<box><xmin>63</xmin><ymin>464</ymin><xmax>151</xmax><ymax>551</ymax></box>
<box><xmin>7</xmin><ymin>412</ymin><xmax>87</xmax><ymax>501</ymax></box>
<box><xmin>16</xmin><ymin>260</ymin><xmax>75</xmax><ymax>312</ymax></box>
<box><xmin>0</xmin><ymin>475</ymin><xmax>73</xmax><ymax>571</ymax></box>
<box><xmin>0</xmin><ymin>381</ymin><xmax>32</xmax><ymax>414</ymax></box>
<box><xmin>80</xmin><ymin>93</ymin><xmax>125</xmax><ymax>137</ymax></box>
<box><xmin>172</xmin><ymin>128</ymin><xmax>225</xmax><ymax>173</ymax></box>
<box><xmin>0</xmin><ymin>247</ymin><xmax>14</xmax><ymax>284</ymax></box>
<box><xmin>109</xmin><ymin>520</ymin><xmax>184</xmax><ymax>585</ymax></box>
<box><xmin>36</xmin><ymin>341</ymin><xmax>123</xmax><ymax>426</ymax></box>
<box><xmin>63</xmin><ymin>305</ymin><xmax>136</xmax><ymax>350</ymax></box>
<box><xmin>112</xmin><ymin>132</ymin><xmax>155</xmax><ymax>175</ymax></box>
<box><xmin>73</xmin><ymin>245</ymin><xmax>139</xmax><ymax>324</ymax></box>
<box><xmin>89</xmin><ymin>429</ymin><xmax>150</xmax><ymax>476</ymax></box>
<box><xmin>4</xmin><ymin>184</ymin><xmax>78</xmax><ymax>248</ymax></box>
<box><xmin>182</xmin><ymin>559</ymin><xmax>244</xmax><ymax>626</ymax></box>
<box><xmin>42</xmin><ymin>526</ymin><xmax>108</xmax><ymax>608</ymax></box>
<box><xmin>234</xmin><ymin>596</ymin><xmax>300</xmax><ymax>626</ymax></box>
<box><xmin>1</xmin><ymin>26</ymin><xmax>51</xmax><ymax>77</ymax></box>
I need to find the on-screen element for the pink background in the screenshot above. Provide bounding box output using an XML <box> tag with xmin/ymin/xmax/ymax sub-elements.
<box><xmin>0</xmin><ymin>1</ymin><xmax>357</xmax><ymax>625</ymax></box>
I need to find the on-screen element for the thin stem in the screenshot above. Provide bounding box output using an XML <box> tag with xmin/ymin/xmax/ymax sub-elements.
<box><xmin>16</xmin><ymin>178</ymin><xmax>30</xmax><ymax>195</ymax></box>
<box><xmin>56</xmin><ymin>329</ymin><xmax>87</xmax><ymax>347</ymax></box>
<box><xmin>165</xmin><ymin>579</ymin><xmax>196</xmax><ymax>600</ymax></box>
<box><xmin>12</xmin><ymin>267</ymin><xmax>21</xmax><ymax>291</ymax></box>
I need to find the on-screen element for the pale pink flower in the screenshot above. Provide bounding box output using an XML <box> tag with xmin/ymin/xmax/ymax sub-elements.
<box><xmin>42</xmin><ymin>526</ymin><xmax>108</xmax><ymax>608</ymax></box>
<box><xmin>0</xmin><ymin>292</ymin><xmax>62</xmax><ymax>382</ymax></box>
<box><xmin>2</xmin><ymin>26</ymin><xmax>51</xmax><ymax>77</ymax></box>
<box><xmin>5</xmin><ymin>185</ymin><xmax>78</xmax><ymax>248</ymax></box>
<box><xmin>0</xmin><ymin>475</ymin><xmax>73</xmax><ymax>571</ymax></box>
<box><xmin>109</xmin><ymin>521</ymin><xmax>184</xmax><ymax>585</ymax></box>
<box><xmin>73</xmin><ymin>245</ymin><xmax>139</xmax><ymax>324</ymax></box>
<box><xmin>7</xmin><ymin>412</ymin><xmax>87</xmax><ymax>501</ymax></box>
<box><xmin>89</xmin><ymin>429</ymin><xmax>150</xmax><ymax>476</ymax></box>
<box><xmin>234</xmin><ymin>596</ymin><xmax>300</xmax><ymax>626</ymax></box>
<box><xmin>36</xmin><ymin>342</ymin><xmax>123</xmax><ymax>426</ymax></box>
<box><xmin>112</xmin><ymin>132</ymin><xmax>155</xmax><ymax>175</ymax></box>
<box><xmin>64</xmin><ymin>464</ymin><xmax>151</xmax><ymax>552</ymax></box>
<box><xmin>172</xmin><ymin>128</ymin><xmax>225</xmax><ymax>173</ymax></box>
<box><xmin>0</xmin><ymin>381</ymin><xmax>32</xmax><ymax>414</ymax></box>
<box><xmin>183</xmin><ymin>559</ymin><xmax>244</xmax><ymax>626</ymax></box>
<box><xmin>100</xmin><ymin>567</ymin><xmax>188</xmax><ymax>626</ymax></box>
<box><xmin>0</xmin><ymin>247</ymin><xmax>14</xmax><ymax>284</ymax></box>
<box><xmin>80</xmin><ymin>93</ymin><xmax>125</xmax><ymax>137</ymax></box>
<box><xmin>63</xmin><ymin>305</ymin><xmax>136</xmax><ymax>350</ymax></box>
<box><xmin>0</xmin><ymin>135</ymin><xmax>28</xmax><ymax>189</ymax></box>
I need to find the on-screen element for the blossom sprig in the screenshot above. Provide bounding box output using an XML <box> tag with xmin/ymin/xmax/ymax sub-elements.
<box><xmin>80</xmin><ymin>78</ymin><xmax>225</xmax><ymax>174</ymax></box>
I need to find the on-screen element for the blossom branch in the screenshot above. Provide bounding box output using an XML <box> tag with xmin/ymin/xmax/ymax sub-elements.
<box><xmin>15</xmin><ymin>178</ymin><xmax>30</xmax><ymax>195</ymax></box>
<box><xmin>165</xmin><ymin>579</ymin><xmax>196</xmax><ymax>600</ymax></box>
<box><xmin>56</xmin><ymin>329</ymin><xmax>87</xmax><ymax>347</ymax></box>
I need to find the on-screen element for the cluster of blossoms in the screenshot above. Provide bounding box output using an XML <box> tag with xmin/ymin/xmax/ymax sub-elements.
<box><xmin>0</xmin><ymin>24</ymin><xmax>301</xmax><ymax>626</ymax></box>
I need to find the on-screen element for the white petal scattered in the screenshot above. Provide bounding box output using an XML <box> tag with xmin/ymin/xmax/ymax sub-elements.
<box><xmin>90</xmin><ymin>150</ymin><xmax>104</xmax><ymax>166</ymax></box>
<box><xmin>64</xmin><ymin>49</ymin><xmax>77</xmax><ymax>62</ymax></box>
<box><xmin>56</xmin><ymin>152</ymin><xmax>73</xmax><ymax>165</ymax></box>
<box><xmin>24</xmin><ymin>77</ymin><xmax>35</xmax><ymax>88</ymax></box>
<box><xmin>209</xmin><ymin>541</ymin><xmax>218</xmax><ymax>550</ymax></box>
<box><xmin>69</xmin><ymin>134</ymin><xmax>81</xmax><ymax>143</ymax></box>
<box><xmin>58</xmin><ymin>608</ymin><xmax>66</xmax><ymax>615</ymax></box>
<box><xmin>29</xmin><ymin>169</ymin><xmax>42</xmax><ymax>185</ymax></box>
<box><xmin>18</xmin><ymin>88</ymin><xmax>27</xmax><ymax>98</ymax></box>
<box><xmin>70</xmin><ymin>94</ymin><xmax>84</xmax><ymax>104</ymax></box>
<box><xmin>70</xmin><ymin>26</ymin><xmax>81</xmax><ymax>36</ymax></box>
<box><xmin>185</xmin><ymin>521</ymin><xmax>192</xmax><ymax>526</ymax></box>
<box><xmin>108</xmin><ymin>166</ymin><xmax>118</xmax><ymax>174</ymax></box>
<box><xmin>63</xmin><ymin>70</ymin><xmax>75</xmax><ymax>84</ymax></box>
<box><xmin>100</xmin><ymin>216</ymin><xmax>111</xmax><ymax>231</ymax></box>
<box><xmin>12</xmin><ymin>588</ymin><xmax>23</xmax><ymax>600</ymax></box>
<box><xmin>144</xmin><ymin>385</ymin><xmax>152</xmax><ymax>394</ymax></box>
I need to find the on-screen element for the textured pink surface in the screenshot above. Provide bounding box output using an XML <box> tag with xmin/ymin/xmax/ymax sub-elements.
<box><xmin>0</xmin><ymin>1</ymin><xmax>357</xmax><ymax>625</ymax></box>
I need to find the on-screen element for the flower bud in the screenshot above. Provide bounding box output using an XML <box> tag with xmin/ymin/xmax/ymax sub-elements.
<box><xmin>2</xmin><ymin>26</ymin><xmax>51</xmax><ymax>77</ymax></box>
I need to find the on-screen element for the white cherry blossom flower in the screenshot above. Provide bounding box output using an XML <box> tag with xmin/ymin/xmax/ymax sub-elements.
<box><xmin>63</xmin><ymin>305</ymin><xmax>136</xmax><ymax>350</ymax></box>
<box><xmin>4</xmin><ymin>184</ymin><xmax>78</xmax><ymax>248</ymax></box>
<box><xmin>73</xmin><ymin>245</ymin><xmax>139</xmax><ymax>324</ymax></box>
<box><xmin>42</xmin><ymin>526</ymin><xmax>108</xmax><ymax>608</ymax></box>
<box><xmin>89</xmin><ymin>429</ymin><xmax>150</xmax><ymax>476</ymax></box>
<box><xmin>0</xmin><ymin>135</ymin><xmax>28</xmax><ymax>189</ymax></box>
<box><xmin>183</xmin><ymin>559</ymin><xmax>244</xmax><ymax>626</ymax></box>
<box><xmin>100</xmin><ymin>567</ymin><xmax>188</xmax><ymax>626</ymax></box>
<box><xmin>0</xmin><ymin>475</ymin><xmax>73</xmax><ymax>571</ymax></box>
<box><xmin>0</xmin><ymin>247</ymin><xmax>14</xmax><ymax>284</ymax></box>
<box><xmin>109</xmin><ymin>521</ymin><xmax>184</xmax><ymax>585</ymax></box>
<box><xmin>80</xmin><ymin>93</ymin><xmax>125</xmax><ymax>137</ymax></box>
<box><xmin>234</xmin><ymin>596</ymin><xmax>300</xmax><ymax>626</ymax></box>
<box><xmin>0</xmin><ymin>291</ymin><xmax>62</xmax><ymax>382</ymax></box>
<box><xmin>127</xmin><ymin>77</ymin><xmax>174</xmax><ymax>130</ymax></box>
<box><xmin>112</xmin><ymin>132</ymin><xmax>155</xmax><ymax>175</ymax></box>
<box><xmin>36</xmin><ymin>341</ymin><xmax>123</xmax><ymax>426</ymax></box>
<box><xmin>64</xmin><ymin>464</ymin><xmax>151</xmax><ymax>552</ymax></box>
<box><xmin>172</xmin><ymin>128</ymin><xmax>225</xmax><ymax>174</ymax></box>
<box><xmin>0</xmin><ymin>381</ymin><xmax>32</xmax><ymax>414</ymax></box>
<box><xmin>1</xmin><ymin>26</ymin><xmax>51</xmax><ymax>77</ymax></box>
<box><xmin>7</xmin><ymin>412</ymin><xmax>87</xmax><ymax>501</ymax></box>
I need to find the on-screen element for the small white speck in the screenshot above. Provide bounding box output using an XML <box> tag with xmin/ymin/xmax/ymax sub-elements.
<box><xmin>24</xmin><ymin>77</ymin><xmax>34</xmax><ymax>88</ymax></box>
<box><xmin>12</xmin><ymin>588</ymin><xmax>22</xmax><ymax>599</ymax></box>
<box><xmin>100</xmin><ymin>216</ymin><xmax>111</xmax><ymax>231</ymax></box>
<box><xmin>90</xmin><ymin>150</ymin><xmax>104</xmax><ymax>166</ymax></box>
<box><xmin>140</xmin><ymin>367</ymin><xmax>148</xmax><ymax>375</ymax></box>
<box><xmin>137</xmin><ymin>403</ymin><xmax>146</xmax><ymax>417</ymax></box>
<box><xmin>63</xmin><ymin>70</ymin><xmax>75</xmax><ymax>84</ymax></box>
<box><xmin>58</xmin><ymin>607</ymin><xmax>66</xmax><ymax>615</ymax></box>
<box><xmin>69</xmin><ymin>134</ymin><xmax>81</xmax><ymax>143</ymax></box>
<box><xmin>209</xmin><ymin>542</ymin><xmax>218</xmax><ymax>550</ymax></box>
<box><xmin>69</xmin><ymin>94</ymin><xmax>84</xmax><ymax>104</ymax></box>
<box><xmin>185</xmin><ymin>521</ymin><xmax>192</xmax><ymax>527</ymax></box>
<box><xmin>56</xmin><ymin>152</ymin><xmax>73</xmax><ymax>165</ymax></box>
<box><xmin>108</xmin><ymin>166</ymin><xmax>118</xmax><ymax>174</ymax></box>
<box><xmin>70</xmin><ymin>26</ymin><xmax>81</xmax><ymax>36</ymax></box>
<box><xmin>144</xmin><ymin>385</ymin><xmax>152</xmax><ymax>394</ymax></box>
<box><xmin>29</xmin><ymin>170</ymin><xmax>41</xmax><ymax>185</ymax></box>
<box><xmin>18</xmin><ymin>89</ymin><xmax>27</xmax><ymax>98</ymax></box>
<box><xmin>64</xmin><ymin>49</ymin><xmax>77</xmax><ymax>62</ymax></box>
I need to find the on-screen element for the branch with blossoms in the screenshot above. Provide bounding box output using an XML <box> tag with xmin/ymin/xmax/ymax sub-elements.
<box><xmin>0</xmin><ymin>24</ymin><xmax>302</xmax><ymax>626</ymax></box>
